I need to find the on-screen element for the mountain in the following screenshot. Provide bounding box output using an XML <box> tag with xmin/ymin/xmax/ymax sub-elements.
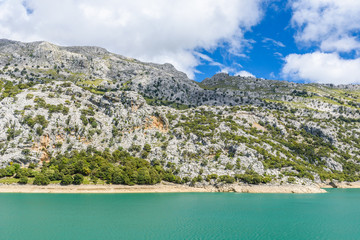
<box><xmin>0</xmin><ymin>39</ymin><xmax>360</xmax><ymax>186</ymax></box>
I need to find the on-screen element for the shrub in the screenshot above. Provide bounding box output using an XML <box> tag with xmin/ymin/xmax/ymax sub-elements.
<box><xmin>218</xmin><ymin>175</ymin><xmax>235</xmax><ymax>183</ymax></box>
<box><xmin>143</xmin><ymin>144</ymin><xmax>151</xmax><ymax>153</ymax></box>
<box><xmin>287</xmin><ymin>177</ymin><xmax>296</xmax><ymax>184</ymax></box>
<box><xmin>49</xmin><ymin>170</ymin><xmax>63</xmax><ymax>181</ymax></box>
<box><xmin>225</xmin><ymin>163</ymin><xmax>234</xmax><ymax>170</ymax></box>
<box><xmin>163</xmin><ymin>172</ymin><xmax>176</xmax><ymax>182</ymax></box>
<box><xmin>6</xmin><ymin>128</ymin><xmax>22</xmax><ymax>140</ymax></box>
<box><xmin>88</xmin><ymin>117</ymin><xmax>97</xmax><ymax>128</ymax></box>
<box><xmin>129</xmin><ymin>144</ymin><xmax>141</xmax><ymax>152</ymax></box>
<box><xmin>80</xmin><ymin>115</ymin><xmax>88</xmax><ymax>126</ymax></box>
<box><xmin>141</xmin><ymin>151</ymin><xmax>149</xmax><ymax>159</ymax></box>
<box><xmin>18</xmin><ymin>176</ymin><xmax>28</xmax><ymax>184</ymax></box>
<box><xmin>73</xmin><ymin>174</ymin><xmax>84</xmax><ymax>185</ymax></box>
<box><xmin>26</xmin><ymin>93</ymin><xmax>34</xmax><ymax>99</ymax></box>
<box><xmin>5</xmin><ymin>165</ymin><xmax>16</xmax><ymax>177</ymax></box>
<box><xmin>0</xmin><ymin>169</ymin><xmax>6</xmax><ymax>178</ymax></box>
<box><xmin>206</xmin><ymin>174</ymin><xmax>218</xmax><ymax>182</ymax></box>
<box><xmin>28</xmin><ymin>163</ymin><xmax>37</xmax><ymax>169</ymax></box>
<box><xmin>36</xmin><ymin>127</ymin><xmax>43</xmax><ymax>136</ymax></box>
<box><xmin>21</xmin><ymin>149</ymin><xmax>30</xmax><ymax>155</ymax></box>
<box><xmin>235</xmin><ymin>171</ymin><xmax>271</xmax><ymax>184</ymax></box>
<box><xmin>60</xmin><ymin>175</ymin><xmax>73</xmax><ymax>185</ymax></box>
<box><xmin>182</xmin><ymin>176</ymin><xmax>191</xmax><ymax>183</ymax></box>
<box><xmin>112</xmin><ymin>171</ymin><xmax>127</xmax><ymax>184</ymax></box>
<box><xmin>33</xmin><ymin>174</ymin><xmax>50</xmax><ymax>185</ymax></box>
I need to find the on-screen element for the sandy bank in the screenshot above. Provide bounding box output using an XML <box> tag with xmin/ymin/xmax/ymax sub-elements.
<box><xmin>318</xmin><ymin>181</ymin><xmax>360</xmax><ymax>189</ymax></box>
<box><xmin>0</xmin><ymin>182</ymin><xmax>326</xmax><ymax>194</ymax></box>
<box><xmin>0</xmin><ymin>183</ymin><xmax>209</xmax><ymax>193</ymax></box>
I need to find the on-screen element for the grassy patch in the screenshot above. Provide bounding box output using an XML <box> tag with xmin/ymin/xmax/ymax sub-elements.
<box><xmin>78</xmin><ymin>79</ymin><xmax>104</xmax><ymax>87</ymax></box>
<box><xmin>0</xmin><ymin>177</ymin><xmax>19</xmax><ymax>184</ymax></box>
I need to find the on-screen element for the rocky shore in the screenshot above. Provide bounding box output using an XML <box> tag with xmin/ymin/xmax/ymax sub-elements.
<box><xmin>0</xmin><ymin>182</ymin><xmax>327</xmax><ymax>194</ymax></box>
<box><xmin>318</xmin><ymin>181</ymin><xmax>360</xmax><ymax>189</ymax></box>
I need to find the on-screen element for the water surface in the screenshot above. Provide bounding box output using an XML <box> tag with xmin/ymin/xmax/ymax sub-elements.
<box><xmin>0</xmin><ymin>188</ymin><xmax>359</xmax><ymax>239</ymax></box>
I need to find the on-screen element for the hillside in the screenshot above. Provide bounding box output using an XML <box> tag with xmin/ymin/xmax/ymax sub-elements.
<box><xmin>0</xmin><ymin>39</ymin><xmax>360</xmax><ymax>186</ymax></box>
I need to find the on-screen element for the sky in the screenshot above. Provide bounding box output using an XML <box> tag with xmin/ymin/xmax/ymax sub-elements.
<box><xmin>1</xmin><ymin>0</ymin><xmax>360</xmax><ymax>84</ymax></box>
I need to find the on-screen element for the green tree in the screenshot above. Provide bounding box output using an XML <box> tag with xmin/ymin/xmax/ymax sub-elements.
<box><xmin>18</xmin><ymin>176</ymin><xmax>28</xmax><ymax>184</ymax></box>
<box><xmin>60</xmin><ymin>175</ymin><xmax>73</xmax><ymax>185</ymax></box>
<box><xmin>33</xmin><ymin>174</ymin><xmax>50</xmax><ymax>185</ymax></box>
<box><xmin>73</xmin><ymin>174</ymin><xmax>84</xmax><ymax>185</ymax></box>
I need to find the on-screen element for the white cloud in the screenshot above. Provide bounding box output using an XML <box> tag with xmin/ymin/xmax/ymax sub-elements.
<box><xmin>0</xmin><ymin>0</ymin><xmax>264</xmax><ymax>79</ymax></box>
<box><xmin>274</xmin><ymin>52</ymin><xmax>283</xmax><ymax>58</ymax></box>
<box><xmin>320</xmin><ymin>37</ymin><xmax>360</xmax><ymax>53</ymax></box>
<box><xmin>194</xmin><ymin>51</ymin><xmax>240</xmax><ymax>74</ymax></box>
<box><xmin>235</xmin><ymin>70</ymin><xmax>255</xmax><ymax>78</ymax></box>
<box><xmin>282</xmin><ymin>52</ymin><xmax>360</xmax><ymax>84</ymax></box>
<box><xmin>283</xmin><ymin>0</ymin><xmax>360</xmax><ymax>84</ymax></box>
<box><xmin>262</xmin><ymin>37</ymin><xmax>285</xmax><ymax>48</ymax></box>
<box><xmin>218</xmin><ymin>67</ymin><xmax>236</xmax><ymax>74</ymax></box>
<box><xmin>193</xmin><ymin>52</ymin><xmax>214</xmax><ymax>63</ymax></box>
<box><xmin>290</xmin><ymin>0</ymin><xmax>360</xmax><ymax>53</ymax></box>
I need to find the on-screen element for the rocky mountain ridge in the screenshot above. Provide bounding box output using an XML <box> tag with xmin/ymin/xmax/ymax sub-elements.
<box><xmin>1</xmin><ymin>39</ymin><xmax>360</xmax><ymax>186</ymax></box>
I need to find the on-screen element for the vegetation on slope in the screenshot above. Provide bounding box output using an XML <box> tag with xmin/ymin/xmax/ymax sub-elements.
<box><xmin>1</xmin><ymin>41</ymin><xmax>360</xmax><ymax>187</ymax></box>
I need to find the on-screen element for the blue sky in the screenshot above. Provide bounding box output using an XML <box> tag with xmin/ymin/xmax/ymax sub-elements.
<box><xmin>194</xmin><ymin>1</ymin><xmax>297</xmax><ymax>81</ymax></box>
<box><xmin>194</xmin><ymin>0</ymin><xmax>360</xmax><ymax>83</ymax></box>
<box><xmin>1</xmin><ymin>0</ymin><xmax>360</xmax><ymax>84</ymax></box>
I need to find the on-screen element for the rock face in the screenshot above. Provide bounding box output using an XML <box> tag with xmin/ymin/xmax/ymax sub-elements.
<box><xmin>0</xmin><ymin>39</ymin><xmax>360</xmax><ymax>184</ymax></box>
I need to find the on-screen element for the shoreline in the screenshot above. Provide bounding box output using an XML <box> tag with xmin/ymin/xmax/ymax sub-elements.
<box><xmin>318</xmin><ymin>181</ymin><xmax>360</xmax><ymax>189</ymax></box>
<box><xmin>0</xmin><ymin>182</ymin><xmax>327</xmax><ymax>194</ymax></box>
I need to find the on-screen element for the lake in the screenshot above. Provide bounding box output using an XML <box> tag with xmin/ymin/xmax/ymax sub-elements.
<box><xmin>0</xmin><ymin>188</ymin><xmax>359</xmax><ymax>239</ymax></box>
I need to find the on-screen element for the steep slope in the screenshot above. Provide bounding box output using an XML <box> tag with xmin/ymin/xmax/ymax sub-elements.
<box><xmin>1</xmin><ymin>39</ymin><xmax>360</xmax><ymax>186</ymax></box>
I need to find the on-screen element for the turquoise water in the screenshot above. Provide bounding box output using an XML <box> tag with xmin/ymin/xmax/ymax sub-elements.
<box><xmin>0</xmin><ymin>189</ymin><xmax>359</xmax><ymax>239</ymax></box>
